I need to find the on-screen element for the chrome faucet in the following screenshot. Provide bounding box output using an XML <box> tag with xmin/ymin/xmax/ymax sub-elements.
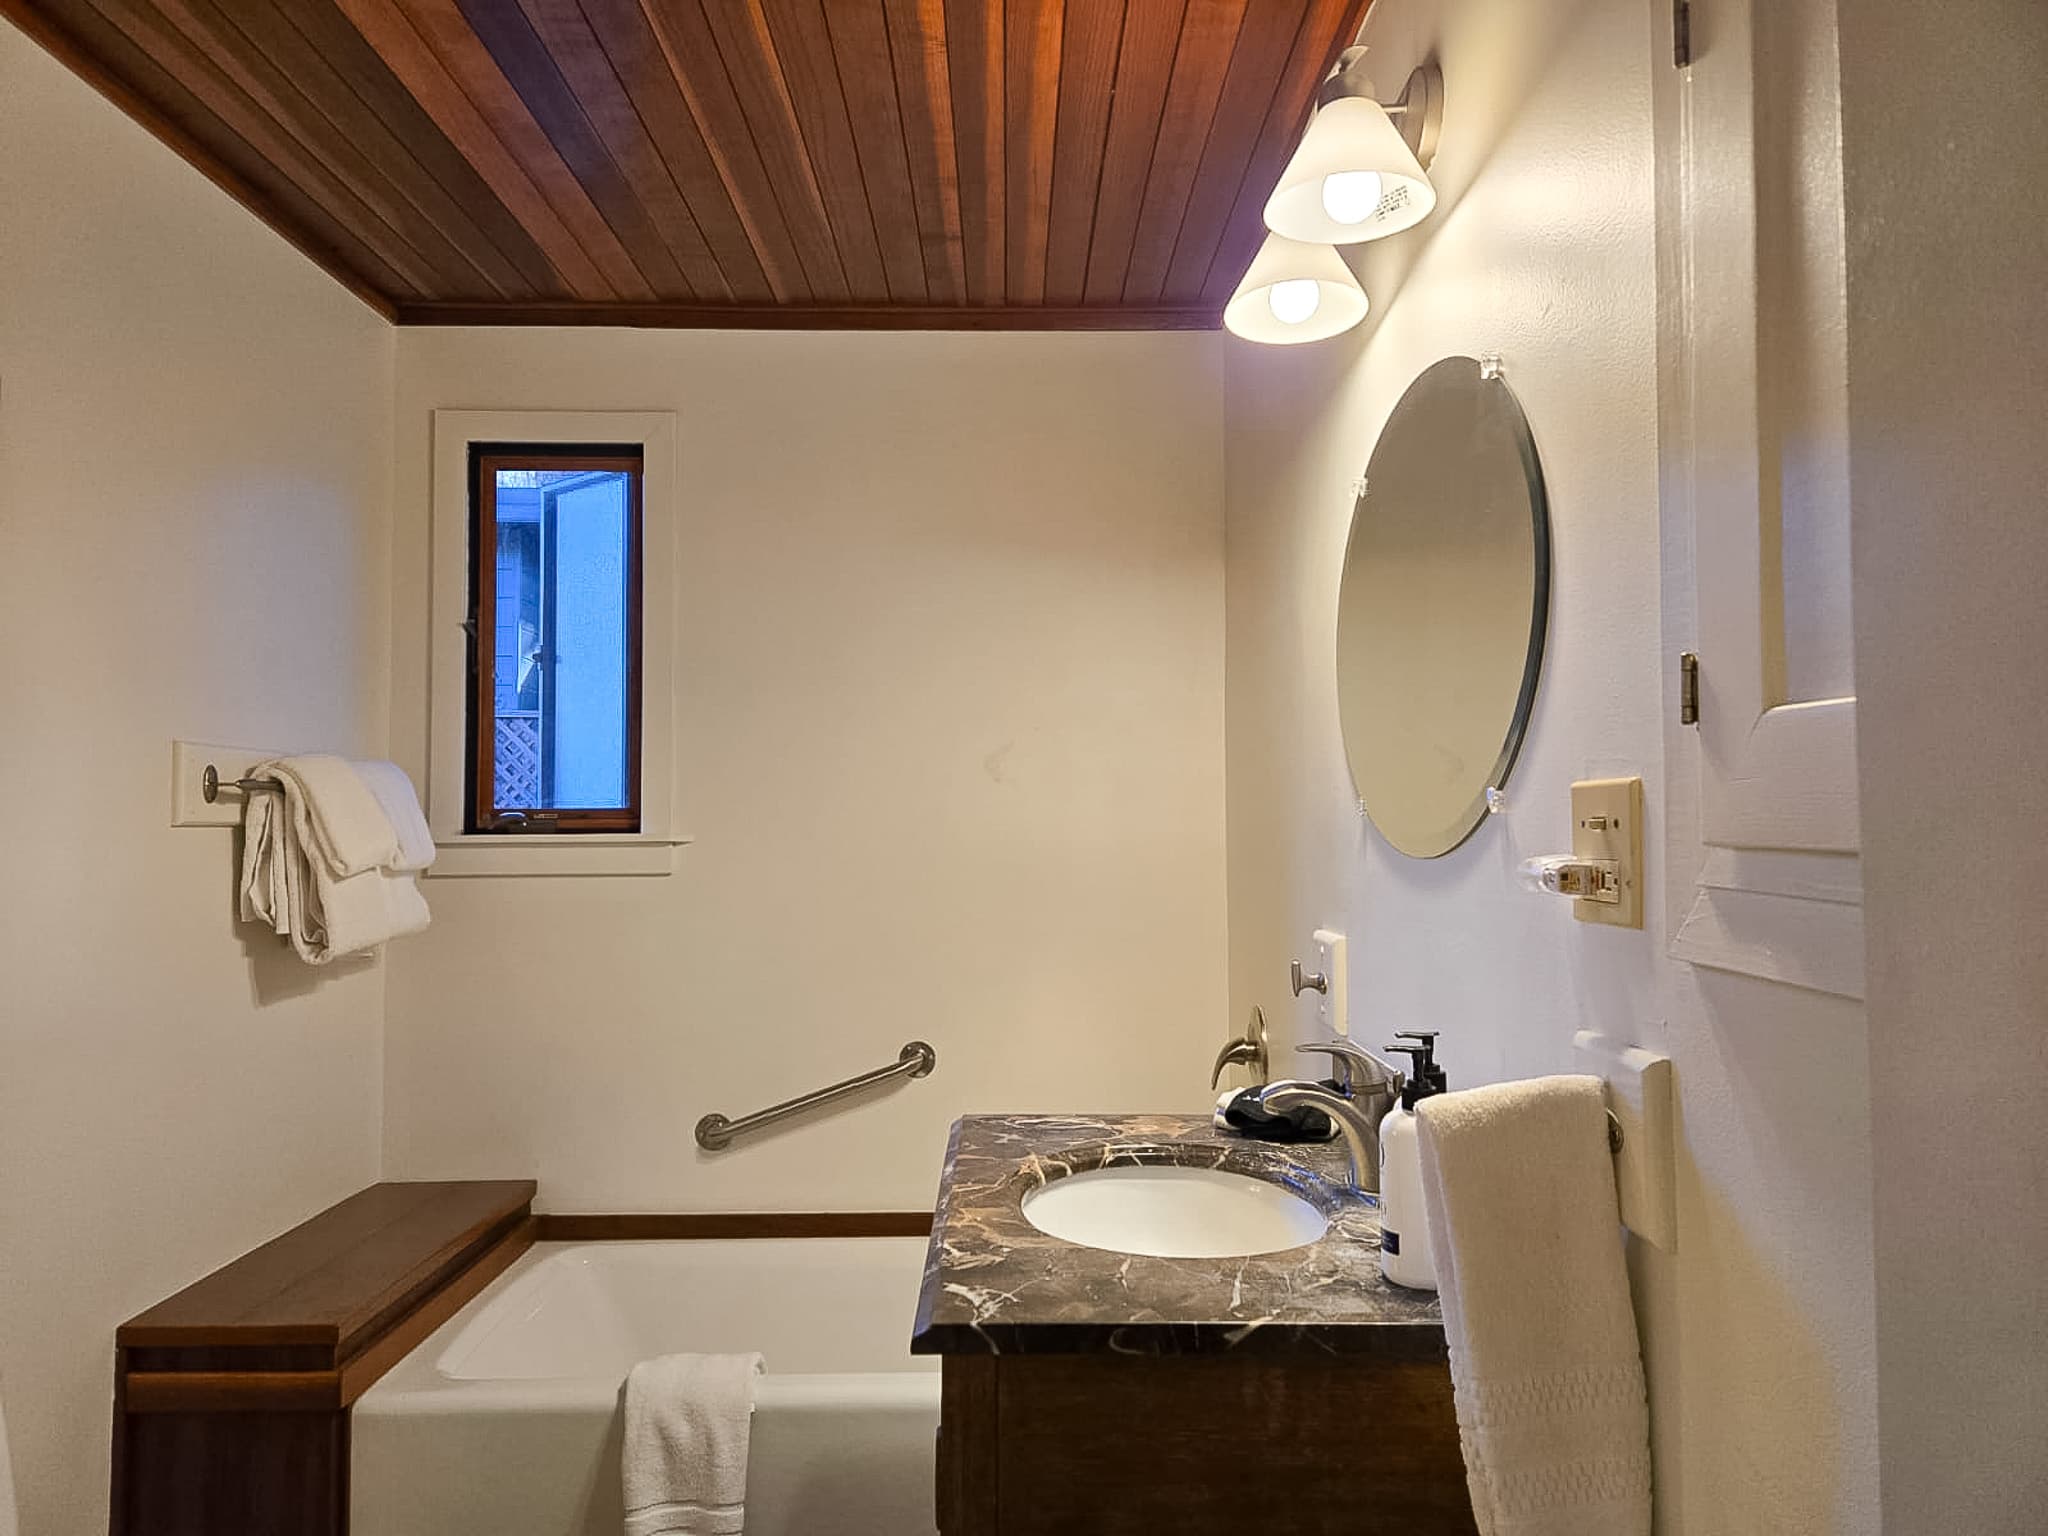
<box><xmin>1254</xmin><ymin>1040</ymin><xmax>1405</xmax><ymax>1193</ymax></box>
<box><xmin>1257</xmin><ymin>1082</ymin><xmax>1387</xmax><ymax>1193</ymax></box>
<box><xmin>1294</xmin><ymin>1038</ymin><xmax>1404</xmax><ymax>1102</ymax></box>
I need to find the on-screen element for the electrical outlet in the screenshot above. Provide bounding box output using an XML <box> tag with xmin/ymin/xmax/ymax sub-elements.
<box><xmin>1311</xmin><ymin>929</ymin><xmax>1348</xmax><ymax>1036</ymax></box>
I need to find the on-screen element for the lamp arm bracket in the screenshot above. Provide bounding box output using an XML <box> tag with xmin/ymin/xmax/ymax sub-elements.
<box><xmin>1317</xmin><ymin>49</ymin><xmax>1444</xmax><ymax>169</ymax></box>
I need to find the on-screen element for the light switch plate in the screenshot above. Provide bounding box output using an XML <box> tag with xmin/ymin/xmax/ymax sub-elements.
<box><xmin>1572</xmin><ymin>777</ymin><xmax>1644</xmax><ymax>928</ymax></box>
<box><xmin>1310</xmin><ymin>929</ymin><xmax>1347</xmax><ymax>1037</ymax></box>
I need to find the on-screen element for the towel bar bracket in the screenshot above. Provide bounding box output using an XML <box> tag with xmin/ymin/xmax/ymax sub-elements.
<box><xmin>202</xmin><ymin>764</ymin><xmax>283</xmax><ymax>803</ymax></box>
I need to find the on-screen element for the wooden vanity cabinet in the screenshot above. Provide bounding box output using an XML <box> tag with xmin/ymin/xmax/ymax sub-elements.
<box><xmin>935</xmin><ymin>1352</ymin><xmax>1478</xmax><ymax>1536</ymax></box>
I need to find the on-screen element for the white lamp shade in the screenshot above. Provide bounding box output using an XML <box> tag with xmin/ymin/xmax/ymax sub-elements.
<box><xmin>1264</xmin><ymin>96</ymin><xmax>1436</xmax><ymax>244</ymax></box>
<box><xmin>1223</xmin><ymin>234</ymin><xmax>1369</xmax><ymax>345</ymax></box>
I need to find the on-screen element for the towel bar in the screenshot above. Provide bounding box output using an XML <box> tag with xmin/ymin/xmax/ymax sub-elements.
<box><xmin>202</xmin><ymin>764</ymin><xmax>282</xmax><ymax>803</ymax></box>
<box><xmin>696</xmin><ymin>1041</ymin><xmax>937</xmax><ymax>1150</ymax></box>
<box><xmin>1575</xmin><ymin>1030</ymin><xmax>1677</xmax><ymax>1252</ymax></box>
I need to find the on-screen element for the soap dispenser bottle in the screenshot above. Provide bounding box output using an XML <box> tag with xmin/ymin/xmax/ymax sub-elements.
<box><xmin>1377</xmin><ymin>1032</ymin><xmax>1448</xmax><ymax>1292</ymax></box>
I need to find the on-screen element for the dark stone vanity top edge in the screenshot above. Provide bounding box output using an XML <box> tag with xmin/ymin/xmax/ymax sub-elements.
<box><xmin>912</xmin><ymin>1113</ymin><xmax>1446</xmax><ymax>1359</ymax></box>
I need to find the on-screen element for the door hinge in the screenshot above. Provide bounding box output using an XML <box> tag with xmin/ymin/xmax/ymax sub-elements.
<box><xmin>1673</xmin><ymin>0</ymin><xmax>1693</xmax><ymax>67</ymax></box>
<box><xmin>1679</xmin><ymin>652</ymin><xmax>1700</xmax><ymax>726</ymax></box>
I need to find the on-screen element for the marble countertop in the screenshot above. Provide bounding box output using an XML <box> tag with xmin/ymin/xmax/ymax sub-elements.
<box><xmin>910</xmin><ymin>1113</ymin><xmax>1446</xmax><ymax>1358</ymax></box>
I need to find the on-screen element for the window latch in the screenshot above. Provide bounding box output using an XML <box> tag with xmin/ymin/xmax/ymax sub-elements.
<box><xmin>490</xmin><ymin>810</ymin><xmax>562</xmax><ymax>834</ymax></box>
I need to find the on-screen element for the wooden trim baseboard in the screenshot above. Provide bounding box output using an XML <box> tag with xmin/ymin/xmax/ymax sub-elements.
<box><xmin>393</xmin><ymin>301</ymin><xmax>1223</xmax><ymax>331</ymax></box>
<box><xmin>124</xmin><ymin>1369</ymin><xmax>342</xmax><ymax>1415</ymax></box>
<box><xmin>535</xmin><ymin>1210</ymin><xmax>934</xmax><ymax>1241</ymax></box>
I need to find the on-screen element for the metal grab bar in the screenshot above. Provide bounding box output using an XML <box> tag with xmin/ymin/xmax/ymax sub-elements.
<box><xmin>695</xmin><ymin>1040</ymin><xmax>937</xmax><ymax>1151</ymax></box>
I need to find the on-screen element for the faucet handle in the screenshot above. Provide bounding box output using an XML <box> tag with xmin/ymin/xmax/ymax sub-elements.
<box><xmin>1295</xmin><ymin>1039</ymin><xmax>1404</xmax><ymax>1098</ymax></box>
<box><xmin>1211</xmin><ymin>1007</ymin><xmax>1271</xmax><ymax>1089</ymax></box>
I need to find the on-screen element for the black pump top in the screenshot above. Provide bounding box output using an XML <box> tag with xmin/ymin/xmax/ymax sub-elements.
<box><xmin>1383</xmin><ymin>1031</ymin><xmax>1448</xmax><ymax>1110</ymax></box>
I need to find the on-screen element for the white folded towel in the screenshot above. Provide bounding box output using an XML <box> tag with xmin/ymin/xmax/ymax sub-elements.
<box><xmin>1416</xmin><ymin>1076</ymin><xmax>1652</xmax><ymax>1536</ymax></box>
<box><xmin>238</xmin><ymin>756</ymin><xmax>433</xmax><ymax>965</ymax></box>
<box><xmin>257</xmin><ymin>754</ymin><xmax>404</xmax><ymax>876</ymax></box>
<box><xmin>623</xmin><ymin>1353</ymin><xmax>764</xmax><ymax>1536</ymax></box>
<box><xmin>350</xmin><ymin>758</ymin><xmax>436</xmax><ymax>871</ymax></box>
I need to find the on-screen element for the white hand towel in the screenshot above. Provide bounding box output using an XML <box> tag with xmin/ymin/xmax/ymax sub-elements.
<box><xmin>1416</xmin><ymin>1076</ymin><xmax>1652</xmax><ymax>1536</ymax></box>
<box><xmin>623</xmin><ymin>1353</ymin><xmax>764</xmax><ymax>1536</ymax></box>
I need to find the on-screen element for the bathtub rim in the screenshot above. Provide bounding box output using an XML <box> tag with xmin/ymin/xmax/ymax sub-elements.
<box><xmin>356</xmin><ymin>1234</ymin><xmax>941</xmax><ymax>1415</ymax></box>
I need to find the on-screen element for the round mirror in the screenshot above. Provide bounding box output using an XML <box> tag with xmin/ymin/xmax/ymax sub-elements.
<box><xmin>1336</xmin><ymin>357</ymin><xmax>1550</xmax><ymax>858</ymax></box>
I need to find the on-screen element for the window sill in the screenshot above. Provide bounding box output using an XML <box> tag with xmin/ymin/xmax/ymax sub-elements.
<box><xmin>427</xmin><ymin>833</ymin><xmax>692</xmax><ymax>879</ymax></box>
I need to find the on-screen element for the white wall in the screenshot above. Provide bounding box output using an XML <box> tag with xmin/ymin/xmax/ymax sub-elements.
<box><xmin>1222</xmin><ymin>0</ymin><xmax>1877</xmax><ymax>1529</ymax></box>
<box><xmin>1225</xmin><ymin>0</ymin><xmax>1665</xmax><ymax>1094</ymax></box>
<box><xmin>1842</xmin><ymin>2</ymin><xmax>2048</xmax><ymax>1528</ymax></box>
<box><xmin>382</xmin><ymin>328</ymin><xmax>1228</xmax><ymax>1210</ymax></box>
<box><xmin>0</xmin><ymin>21</ymin><xmax>392</xmax><ymax>1536</ymax></box>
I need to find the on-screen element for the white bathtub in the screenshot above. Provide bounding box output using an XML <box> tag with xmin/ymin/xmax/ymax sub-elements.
<box><xmin>352</xmin><ymin>1238</ymin><xmax>940</xmax><ymax>1536</ymax></box>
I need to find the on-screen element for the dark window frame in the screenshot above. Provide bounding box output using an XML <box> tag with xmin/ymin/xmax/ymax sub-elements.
<box><xmin>467</xmin><ymin>444</ymin><xmax>644</xmax><ymax>834</ymax></box>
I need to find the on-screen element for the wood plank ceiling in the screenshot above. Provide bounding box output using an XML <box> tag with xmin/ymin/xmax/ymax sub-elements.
<box><xmin>5</xmin><ymin>0</ymin><xmax>1368</xmax><ymax>327</ymax></box>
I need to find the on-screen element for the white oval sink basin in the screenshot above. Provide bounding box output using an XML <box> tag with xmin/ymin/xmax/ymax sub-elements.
<box><xmin>1021</xmin><ymin>1164</ymin><xmax>1328</xmax><ymax>1259</ymax></box>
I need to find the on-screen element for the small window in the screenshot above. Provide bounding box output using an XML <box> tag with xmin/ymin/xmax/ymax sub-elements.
<box><xmin>468</xmin><ymin>445</ymin><xmax>642</xmax><ymax>833</ymax></box>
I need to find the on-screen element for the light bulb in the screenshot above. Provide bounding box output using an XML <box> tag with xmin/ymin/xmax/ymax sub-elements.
<box><xmin>1321</xmin><ymin>170</ymin><xmax>1384</xmax><ymax>226</ymax></box>
<box><xmin>1267</xmin><ymin>279</ymin><xmax>1322</xmax><ymax>326</ymax></box>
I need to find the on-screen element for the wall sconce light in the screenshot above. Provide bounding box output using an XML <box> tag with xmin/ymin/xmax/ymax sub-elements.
<box><xmin>1264</xmin><ymin>48</ymin><xmax>1443</xmax><ymax>245</ymax></box>
<box><xmin>1223</xmin><ymin>233</ymin><xmax>1370</xmax><ymax>344</ymax></box>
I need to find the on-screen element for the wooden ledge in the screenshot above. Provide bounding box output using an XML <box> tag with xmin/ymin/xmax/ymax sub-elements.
<box><xmin>120</xmin><ymin>1180</ymin><xmax>536</xmax><ymax>1360</ymax></box>
<box><xmin>113</xmin><ymin>1182</ymin><xmax>536</xmax><ymax>1535</ymax></box>
<box><xmin>123</xmin><ymin>1216</ymin><xmax>533</xmax><ymax>1414</ymax></box>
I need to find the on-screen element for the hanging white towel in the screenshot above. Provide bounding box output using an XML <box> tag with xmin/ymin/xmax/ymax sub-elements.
<box><xmin>238</xmin><ymin>757</ymin><xmax>433</xmax><ymax>964</ymax></box>
<box><xmin>622</xmin><ymin>1353</ymin><xmax>764</xmax><ymax>1536</ymax></box>
<box><xmin>256</xmin><ymin>755</ymin><xmax>404</xmax><ymax>875</ymax></box>
<box><xmin>1416</xmin><ymin>1075</ymin><xmax>1652</xmax><ymax>1536</ymax></box>
<box><xmin>350</xmin><ymin>758</ymin><xmax>436</xmax><ymax>871</ymax></box>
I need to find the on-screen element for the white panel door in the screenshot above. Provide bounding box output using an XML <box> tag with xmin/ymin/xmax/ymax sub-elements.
<box><xmin>1684</xmin><ymin>0</ymin><xmax>1858</xmax><ymax>854</ymax></box>
<box><xmin>1661</xmin><ymin>0</ymin><xmax>1864</xmax><ymax>994</ymax></box>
